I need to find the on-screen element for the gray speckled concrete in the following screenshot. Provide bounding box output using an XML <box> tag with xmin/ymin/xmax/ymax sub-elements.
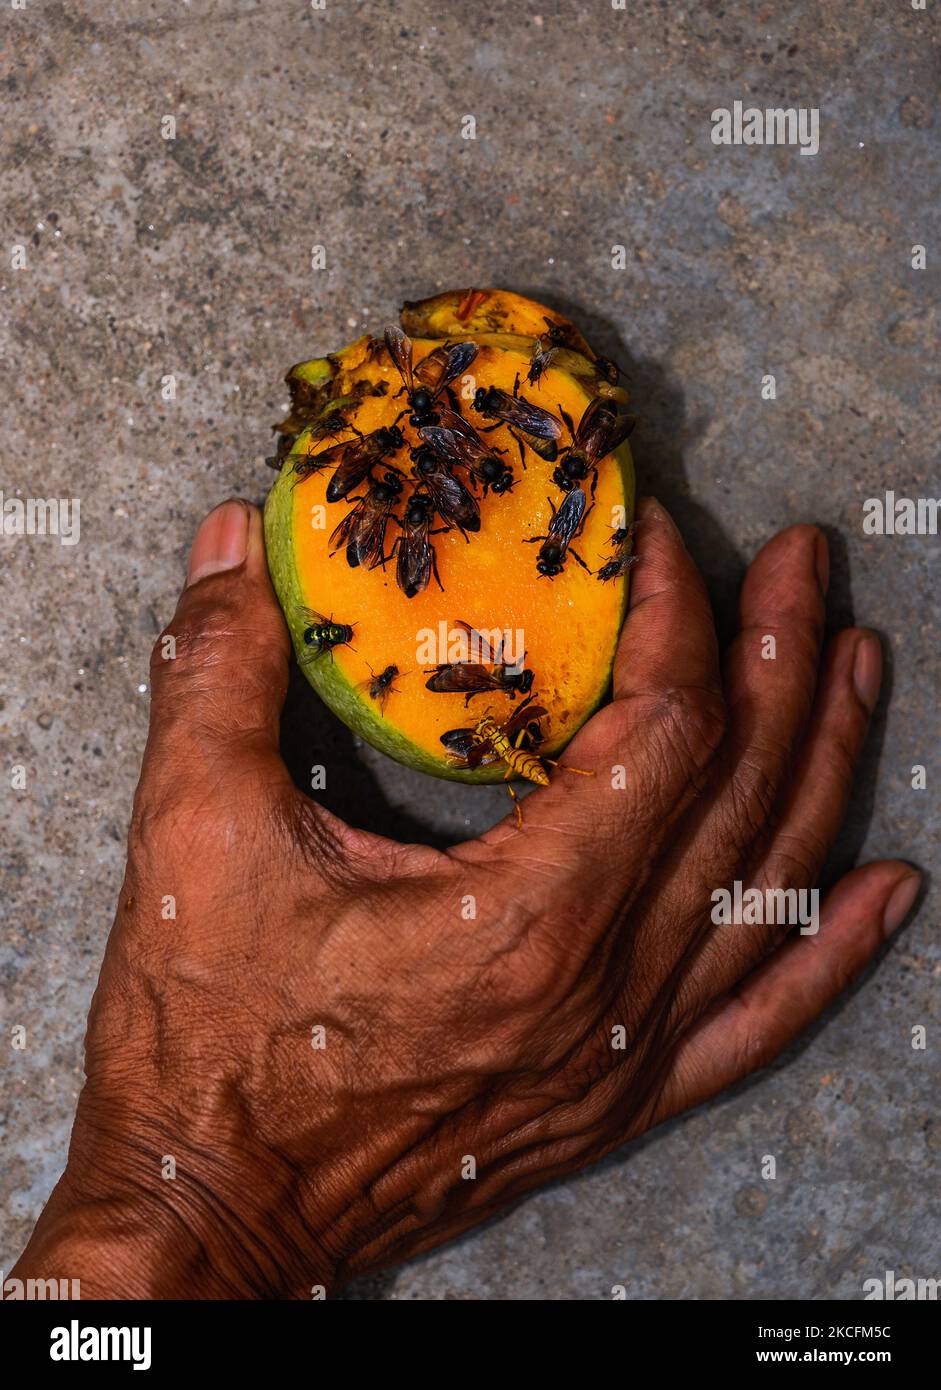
<box><xmin>2</xmin><ymin>1</ymin><xmax>938</xmax><ymax>1300</ymax></box>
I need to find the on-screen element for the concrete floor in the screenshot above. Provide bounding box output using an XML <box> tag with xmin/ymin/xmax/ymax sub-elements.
<box><xmin>2</xmin><ymin>1</ymin><xmax>938</xmax><ymax>1299</ymax></box>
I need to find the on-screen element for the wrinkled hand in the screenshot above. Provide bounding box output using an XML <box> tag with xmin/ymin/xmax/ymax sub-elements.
<box><xmin>14</xmin><ymin>497</ymin><xmax>920</xmax><ymax>1298</ymax></box>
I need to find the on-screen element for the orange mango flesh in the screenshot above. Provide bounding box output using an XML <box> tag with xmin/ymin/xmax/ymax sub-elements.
<box><xmin>266</xmin><ymin>324</ymin><xmax>634</xmax><ymax>783</ymax></box>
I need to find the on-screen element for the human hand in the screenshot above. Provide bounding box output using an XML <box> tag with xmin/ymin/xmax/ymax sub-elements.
<box><xmin>12</xmin><ymin>496</ymin><xmax>920</xmax><ymax>1298</ymax></box>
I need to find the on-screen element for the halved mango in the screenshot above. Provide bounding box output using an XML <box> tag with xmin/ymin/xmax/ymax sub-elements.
<box><xmin>264</xmin><ymin>294</ymin><xmax>634</xmax><ymax>784</ymax></box>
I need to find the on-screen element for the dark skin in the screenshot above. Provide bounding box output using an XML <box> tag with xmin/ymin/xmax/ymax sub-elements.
<box><xmin>12</xmin><ymin>497</ymin><xmax>920</xmax><ymax>1298</ymax></box>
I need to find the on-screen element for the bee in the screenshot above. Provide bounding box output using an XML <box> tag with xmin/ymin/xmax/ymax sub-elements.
<box><xmin>553</xmin><ymin>398</ymin><xmax>636</xmax><ymax>498</ymax></box>
<box><xmin>523</xmin><ymin>487</ymin><xmax>593</xmax><ymax>577</ymax></box>
<box><xmin>384</xmin><ymin>325</ymin><xmax>478</xmax><ymax>427</ymax></box>
<box><xmin>440</xmin><ymin>695</ymin><xmax>593</xmax><ymax>828</ymax></box>
<box><xmin>418</xmin><ymin>410</ymin><xmax>515</xmax><ymax>496</ymax></box>
<box><xmin>289</xmin><ymin>424</ymin><xmax>404</xmax><ymax>500</ymax></box>
<box><xmin>295</xmin><ymin>608</ymin><xmax>355</xmax><ymax>664</ymax></box>
<box><xmin>424</xmin><ymin>619</ymin><xmax>534</xmax><ymax>704</ymax></box>
<box><xmin>596</xmin><ymin>524</ymin><xmax>638</xmax><ymax>583</ymax></box>
<box><xmin>329</xmin><ymin>470</ymin><xmax>404</xmax><ymax>569</ymax></box>
<box><xmin>526</xmin><ymin>318</ymin><xmax>572</xmax><ymax>386</ymax></box>
<box><xmin>410</xmin><ymin>446</ymin><xmax>481</xmax><ymax>535</ymax></box>
<box><xmin>358</xmin><ymin>662</ymin><xmax>402</xmax><ymax>710</ymax></box>
<box><xmin>471</xmin><ymin>376</ymin><xmax>563</xmax><ymax>462</ymax></box>
<box><xmin>389</xmin><ymin>491</ymin><xmax>446</xmax><ymax>598</ymax></box>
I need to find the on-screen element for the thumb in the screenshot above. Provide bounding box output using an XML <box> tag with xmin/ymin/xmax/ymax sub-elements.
<box><xmin>144</xmin><ymin>499</ymin><xmax>291</xmax><ymax>787</ymax></box>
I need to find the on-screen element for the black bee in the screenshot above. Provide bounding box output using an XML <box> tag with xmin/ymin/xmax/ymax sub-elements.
<box><xmin>295</xmin><ymin>608</ymin><xmax>355</xmax><ymax>664</ymax></box>
<box><xmin>418</xmin><ymin>410</ymin><xmax>515</xmax><ymax>496</ymax></box>
<box><xmin>389</xmin><ymin>491</ymin><xmax>446</xmax><ymax>598</ymax></box>
<box><xmin>358</xmin><ymin>663</ymin><xmax>402</xmax><ymax>710</ymax></box>
<box><xmin>288</xmin><ymin>423</ymin><xmax>404</xmax><ymax>500</ymax></box>
<box><xmin>523</xmin><ymin>487</ymin><xmax>593</xmax><ymax>577</ymax></box>
<box><xmin>384</xmin><ymin>325</ymin><xmax>478</xmax><ymax>427</ymax></box>
<box><xmin>425</xmin><ymin>620</ymin><xmax>534</xmax><ymax>704</ymax></box>
<box><xmin>596</xmin><ymin>525</ymin><xmax>637</xmax><ymax>583</ymax></box>
<box><xmin>526</xmin><ymin>318</ymin><xmax>573</xmax><ymax>386</ymax></box>
<box><xmin>553</xmin><ymin>398</ymin><xmax>636</xmax><ymax>498</ymax></box>
<box><xmin>410</xmin><ymin>446</ymin><xmax>481</xmax><ymax>535</ymax></box>
<box><xmin>329</xmin><ymin>470</ymin><xmax>404</xmax><ymax>569</ymax></box>
<box><xmin>471</xmin><ymin>376</ymin><xmax>563</xmax><ymax>462</ymax></box>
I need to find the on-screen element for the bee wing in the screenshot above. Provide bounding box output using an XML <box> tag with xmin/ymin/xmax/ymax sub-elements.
<box><xmin>350</xmin><ymin>502</ymin><xmax>395</xmax><ymax>570</ymax></box>
<box><xmin>576</xmin><ymin>398</ymin><xmax>635</xmax><ymax>460</ymax></box>
<box><xmin>329</xmin><ymin>505</ymin><xmax>359</xmax><ymax>553</ymax></box>
<box><xmin>499</xmin><ymin>393</ymin><xmax>563</xmax><ymax>441</ymax></box>
<box><xmin>425</xmin><ymin>469</ymin><xmax>480</xmax><ymax>530</ymax></box>
<box><xmin>325</xmin><ymin>446</ymin><xmax>374</xmax><ymax>502</ymax></box>
<box><xmin>425</xmin><ymin>664</ymin><xmax>496</xmax><ymax>694</ymax></box>
<box><xmin>396</xmin><ymin>526</ymin><xmax>433</xmax><ymax>597</ymax></box>
<box><xmin>452</xmin><ymin>618</ymin><xmax>497</xmax><ymax>663</ymax></box>
<box><xmin>383</xmin><ymin>324</ymin><xmax>415</xmax><ymax>392</ymax></box>
<box><xmin>431</xmin><ymin>341</ymin><xmax>478</xmax><ymax>397</ymax></box>
<box><xmin>418</xmin><ymin>424</ymin><xmax>474</xmax><ymax>469</ymax></box>
<box><xmin>549</xmin><ymin>487</ymin><xmax>587</xmax><ymax>540</ymax></box>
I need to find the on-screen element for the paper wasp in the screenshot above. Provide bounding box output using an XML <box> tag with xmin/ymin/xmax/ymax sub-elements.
<box><xmin>524</xmin><ymin>487</ymin><xmax>593</xmax><ymax>577</ymax></box>
<box><xmin>424</xmin><ymin>619</ymin><xmax>534</xmax><ymax>704</ymax></box>
<box><xmin>440</xmin><ymin>694</ymin><xmax>593</xmax><ymax>828</ymax></box>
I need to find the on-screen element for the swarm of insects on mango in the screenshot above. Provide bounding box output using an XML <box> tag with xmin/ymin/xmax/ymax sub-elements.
<box><xmin>263</xmin><ymin>288</ymin><xmax>637</xmax><ymax>826</ymax></box>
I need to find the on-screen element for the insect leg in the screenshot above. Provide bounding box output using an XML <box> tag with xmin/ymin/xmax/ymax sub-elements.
<box><xmin>503</xmin><ymin>775</ymin><xmax>524</xmax><ymax>830</ymax></box>
<box><xmin>541</xmin><ymin>758</ymin><xmax>595</xmax><ymax>778</ymax></box>
<box><xmin>569</xmin><ymin>547</ymin><xmax>592</xmax><ymax>573</ymax></box>
<box><xmin>431</xmin><ymin>543</ymin><xmax>445</xmax><ymax>593</ymax></box>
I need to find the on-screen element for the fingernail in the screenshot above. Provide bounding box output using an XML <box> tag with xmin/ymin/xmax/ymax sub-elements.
<box><xmin>882</xmin><ymin>873</ymin><xmax>921</xmax><ymax>938</ymax></box>
<box><xmin>186</xmin><ymin>500</ymin><xmax>250</xmax><ymax>587</ymax></box>
<box><xmin>852</xmin><ymin>632</ymin><xmax>883</xmax><ymax>714</ymax></box>
<box><xmin>814</xmin><ymin>530</ymin><xmax>829</xmax><ymax>594</ymax></box>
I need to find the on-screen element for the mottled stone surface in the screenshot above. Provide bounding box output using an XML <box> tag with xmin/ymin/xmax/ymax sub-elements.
<box><xmin>1</xmin><ymin>1</ymin><xmax>938</xmax><ymax>1299</ymax></box>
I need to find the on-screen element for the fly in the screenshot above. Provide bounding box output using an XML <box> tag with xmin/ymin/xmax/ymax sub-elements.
<box><xmin>295</xmin><ymin>608</ymin><xmax>355</xmax><ymax>664</ymax></box>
